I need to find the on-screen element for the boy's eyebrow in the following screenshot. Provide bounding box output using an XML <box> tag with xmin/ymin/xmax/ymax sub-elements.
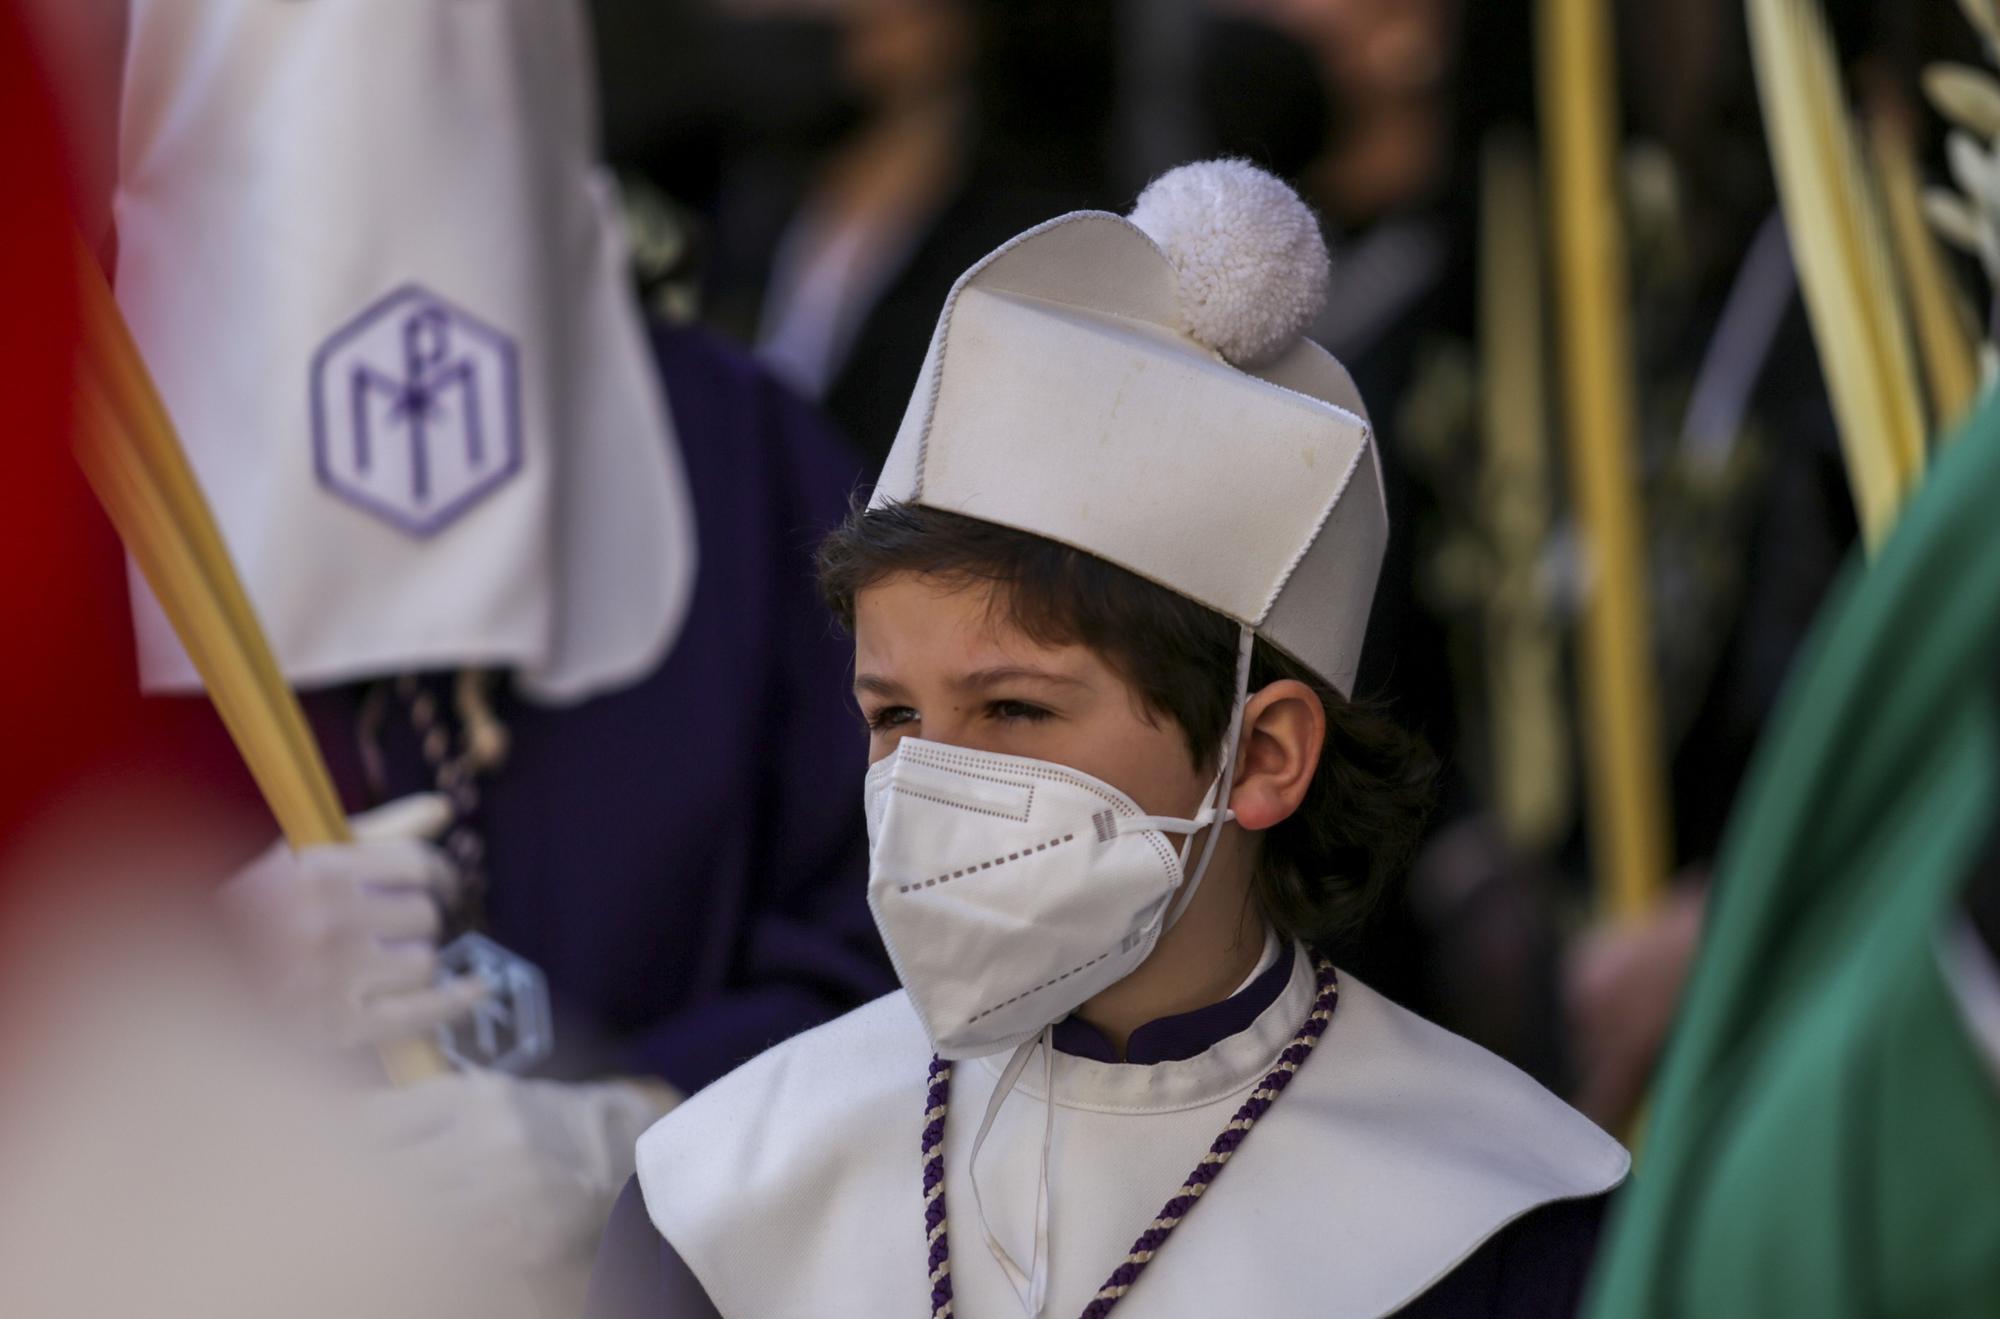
<box><xmin>853</xmin><ymin>666</ymin><xmax>1091</xmax><ymax>698</ymax></box>
<box><xmin>954</xmin><ymin>665</ymin><xmax>1089</xmax><ymax>692</ymax></box>
<box><xmin>853</xmin><ymin>673</ymin><xmax>905</xmax><ymax>698</ymax></box>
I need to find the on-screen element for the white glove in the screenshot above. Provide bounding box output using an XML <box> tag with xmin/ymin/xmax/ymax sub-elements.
<box><xmin>365</xmin><ymin>1071</ymin><xmax>678</xmax><ymax>1308</ymax></box>
<box><xmin>217</xmin><ymin>794</ymin><xmax>489</xmax><ymax>1050</ymax></box>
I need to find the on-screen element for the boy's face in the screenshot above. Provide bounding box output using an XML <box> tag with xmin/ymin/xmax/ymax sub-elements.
<box><xmin>852</xmin><ymin>572</ymin><xmax>1215</xmax><ymax>821</ymax></box>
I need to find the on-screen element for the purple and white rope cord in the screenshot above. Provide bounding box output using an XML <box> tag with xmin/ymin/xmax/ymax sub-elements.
<box><xmin>924</xmin><ymin>1056</ymin><xmax>956</xmax><ymax>1316</ymax></box>
<box><xmin>922</xmin><ymin>955</ymin><xmax>1339</xmax><ymax>1319</ymax></box>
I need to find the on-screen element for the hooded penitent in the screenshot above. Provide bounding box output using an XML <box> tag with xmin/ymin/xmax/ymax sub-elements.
<box><xmin>113</xmin><ymin>0</ymin><xmax>696</xmax><ymax>704</ymax></box>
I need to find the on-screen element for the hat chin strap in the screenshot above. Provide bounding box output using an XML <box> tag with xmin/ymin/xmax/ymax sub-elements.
<box><xmin>1166</xmin><ymin>625</ymin><xmax>1257</xmax><ymax>932</ymax></box>
<box><xmin>969</xmin><ymin>1026</ymin><xmax>1057</xmax><ymax>1316</ymax></box>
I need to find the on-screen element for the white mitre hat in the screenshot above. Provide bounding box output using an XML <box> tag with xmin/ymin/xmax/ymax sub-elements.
<box><xmin>871</xmin><ymin>159</ymin><xmax>1386</xmax><ymax>696</ymax></box>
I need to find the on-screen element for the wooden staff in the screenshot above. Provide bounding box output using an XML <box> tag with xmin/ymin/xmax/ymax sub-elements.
<box><xmin>69</xmin><ymin>239</ymin><xmax>449</xmax><ymax>1086</ymax></box>
<box><xmin>1537</xmin><ymin>0</ymin><xmax>1671</xmax><ymax>919</ymax></box>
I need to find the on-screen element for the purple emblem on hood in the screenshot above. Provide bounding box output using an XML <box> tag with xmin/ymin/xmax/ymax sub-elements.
<box><xmin>310</xmin><ymin>285</ymin><xmax>523</xmax><ymax>536</ymax></box>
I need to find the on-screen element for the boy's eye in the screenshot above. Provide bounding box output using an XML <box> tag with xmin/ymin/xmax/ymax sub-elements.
<box><xmin>988</xmin><ymin>699</ymin><xmax>1053</xmax><ymax>724</ymax></box>
<box><xmin>865</xmin><ymin>705</ymin><xmax>918</xmax><ymax>733</ymax></box>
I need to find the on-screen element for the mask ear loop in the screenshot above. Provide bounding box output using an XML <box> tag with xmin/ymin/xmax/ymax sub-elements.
<box><xmin>1165</xmin><ymin>625</ymin><xmax>1256</xmax><ymax>931</ymax></box>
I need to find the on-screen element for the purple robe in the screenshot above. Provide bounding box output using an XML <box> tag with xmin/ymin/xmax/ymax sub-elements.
<box><xmin>292</xmin><ymin>322</ymin><xmax>891</xmax><ymax>1091</ymax></box>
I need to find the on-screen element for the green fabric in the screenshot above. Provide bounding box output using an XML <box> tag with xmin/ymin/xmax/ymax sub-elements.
<box><xmin>1585</xmin><ymin>396</ymin><xmax>2000</xmax><ymax>1315</ymax></box>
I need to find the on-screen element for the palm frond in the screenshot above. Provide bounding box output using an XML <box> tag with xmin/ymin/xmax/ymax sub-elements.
<box><xmin>1748</xmin><ymin>0</ymin><xmax>1928</xmax><ymax>547</ymax></box>
<box><xmin>1871</xmin><ymin>110</ymin><xmax>1982</xmax><ymax>436</ymax></box>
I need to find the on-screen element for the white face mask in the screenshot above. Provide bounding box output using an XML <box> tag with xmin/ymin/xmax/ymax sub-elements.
<box><xmin>861</xmin><ymin>628</ymin><xmax>1257</xmax><ymax>1062</ymax></box>
<box><xmin>864</xmin><ymin>739</ymin><xmax>1233</xmax><ymax>1061</ymax></box>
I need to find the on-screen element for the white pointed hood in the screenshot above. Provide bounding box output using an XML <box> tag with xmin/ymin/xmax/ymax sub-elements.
<box><xmin>114</xmin><ymin>0</ymin><xmax>697</xmax><ymax>704</ymax></box>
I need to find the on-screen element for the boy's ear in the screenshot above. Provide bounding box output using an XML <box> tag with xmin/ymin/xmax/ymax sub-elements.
<box><xmin>1227</xmin><ymin>679</ymin><xmax>1325</xmax><ymax>832</ymax></box>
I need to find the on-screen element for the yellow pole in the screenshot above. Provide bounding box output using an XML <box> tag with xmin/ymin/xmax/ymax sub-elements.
<box><xmin>1537</xmin><ymin>0</ymin><xmax>1671</xmax><ymax>918</ymax></box>
<box><xmin>70</xmin><ymin>241</ymin><xmax>449</xmax><ymax>1086</ymax></box>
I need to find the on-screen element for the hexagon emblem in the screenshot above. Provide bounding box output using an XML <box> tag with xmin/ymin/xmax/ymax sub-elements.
<box><xmin>434</xmin><ymin>931</ymin><xmax>554</xmax><ymax>1074</ymax></box>
<box><xmin>310</xmin><ymin>285</ymin><xmax>523</xmax><ymax>537</ymax></box>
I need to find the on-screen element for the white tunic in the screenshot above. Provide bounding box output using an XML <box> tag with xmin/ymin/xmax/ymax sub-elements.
<box><xmin>636</xmin><ymin>947</ymin><xmax>1628</xmax><ymax>1317</ymax></box>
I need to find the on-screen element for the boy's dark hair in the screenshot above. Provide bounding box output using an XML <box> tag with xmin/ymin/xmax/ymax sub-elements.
<box><xmin>818</xmin><ymin>501</ymin><xmax>1437</xmax><ymax>943</ymax></box>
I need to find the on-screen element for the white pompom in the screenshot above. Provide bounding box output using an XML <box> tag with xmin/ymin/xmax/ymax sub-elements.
<box><xmin>1128</xmin><ymin>159</ymin><xmax>1331</xmax><ymax>366</ymax></box>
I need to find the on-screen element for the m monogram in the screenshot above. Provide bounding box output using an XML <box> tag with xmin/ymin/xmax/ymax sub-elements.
<box><xmin>311</xmin><ymin>286</ymin><xmax>522</xmax><ymax>536</ymax></box>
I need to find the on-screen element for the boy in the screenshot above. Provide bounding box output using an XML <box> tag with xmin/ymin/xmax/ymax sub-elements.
<box><xmin>591</xmin><ymin>160</ymin><xmax>1627</xmax><ymax>1317</ymax></box>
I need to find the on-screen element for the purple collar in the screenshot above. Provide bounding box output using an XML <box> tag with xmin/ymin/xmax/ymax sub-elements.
<box><xmin>1049</xmin><ymin>941</ymin><xmax>1297</xmax><ymax>1065</ymax></box>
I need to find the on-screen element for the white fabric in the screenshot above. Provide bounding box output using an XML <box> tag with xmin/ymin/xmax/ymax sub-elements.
<box><xmin>114</xmin><ymin>0</ymin><xmax>696</xmax><ymax>704</ymax></box>
<box><xmin>864</xmin><ymin>737</ymin><xmax>1234</xmax><ymax>1062</ymax></box>
<box><xmin>369</xmin><ymin>1070</ymin><xmax>675</xmax><ymax>1317</ymax></box>
<box><xmin>871</xmin><ymin>205</ymin><xmax>1387</xmax><ymax>696</ymax></box>
<box><xmin>1232</xmin><ymin>924</ymin><xmax>1284</xmax><ymax>995</ymax></box>
<box><xmin>637</xmin><ymin>948</ymin><xmax>1630</xmax><ymax>1318</ymax></box>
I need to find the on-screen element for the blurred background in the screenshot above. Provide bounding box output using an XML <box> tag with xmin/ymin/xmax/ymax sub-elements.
<box><xmin>586</xmin><ymin>0</ymin><xmax>1977</xmax><ymax>1121</ymax></box>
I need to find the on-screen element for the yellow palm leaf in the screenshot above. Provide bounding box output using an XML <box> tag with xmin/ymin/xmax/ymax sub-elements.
<box><xmin>1871</xmin><ymin>110</ymin><xmax>1982</xmax><ymax>437</ymax></box>
<box><xmin>1747</xmin><ymin>0</ymin><xmax>1928</xmax><ymax>548</ymax></box>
